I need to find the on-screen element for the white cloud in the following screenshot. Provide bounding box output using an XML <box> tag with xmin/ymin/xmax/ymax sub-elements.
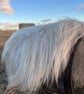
<box><xmin>0</xmin><ymin>0</ymin><xmax>13</xmax><ymax>14</ymax></box>
<box><xmin>0</xmin><ymin>23</ymin><xmax>19</xmax><ymax>30</ymax></box>
<box><xmin>74</xmin><ymin>4</ymin><xmax>84</xmax><ymax>11</ymax></box>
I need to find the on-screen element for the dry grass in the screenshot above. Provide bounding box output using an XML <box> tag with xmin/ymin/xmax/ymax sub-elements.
<box><xmin>0</xmin><ymin>30</ymin><xmax>15</xmax><ymax>94</ymax></box>
<box><xmin>0</xmin><ymin>50</ymin><xmax>7</xmax><ymax>94</ymax></box>
<box><xmin>0</xmin><ymin>30</ymin><xmax>15</xmax><ymax>49</ymax></box>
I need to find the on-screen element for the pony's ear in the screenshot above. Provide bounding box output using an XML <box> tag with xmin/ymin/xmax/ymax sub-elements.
<box><xmin>0</xmin><ymin>0</ymin><xmax>13</xmax><ymax>14</ymax></box>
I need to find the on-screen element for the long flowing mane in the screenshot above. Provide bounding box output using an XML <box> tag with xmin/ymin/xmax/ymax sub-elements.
<box><xmin>1</xmin><ymin>19</ymin><xmax>84</xmax><ymax>93</ymax></box>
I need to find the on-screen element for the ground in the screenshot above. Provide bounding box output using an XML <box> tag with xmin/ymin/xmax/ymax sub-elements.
<box><xmin>0</xmin><ymin>57</ymin><xmax>7</xmax><ymax>94</ymax></box>
<box><xmin>0</xmin><ymin>30</ymin><xmax>14</xmax><ymax>94</ymax></box>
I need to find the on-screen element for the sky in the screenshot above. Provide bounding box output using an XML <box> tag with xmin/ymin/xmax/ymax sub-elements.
<box><xmin>0</xmin><ymin>0</ymin><xmax>84</xmax><ymax>23</ymax></box>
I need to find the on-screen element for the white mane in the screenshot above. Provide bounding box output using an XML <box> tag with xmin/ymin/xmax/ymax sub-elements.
<box><xmin>1</xmin><ymin>19</ymin><xmax>84</xmax><ymax>93</ymax></box>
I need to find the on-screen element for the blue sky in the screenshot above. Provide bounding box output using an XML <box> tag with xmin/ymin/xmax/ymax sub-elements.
<box><xmin>0</xmin><ymin>0</ymin><xmax>84</xmax><ymax>23</ymax></box>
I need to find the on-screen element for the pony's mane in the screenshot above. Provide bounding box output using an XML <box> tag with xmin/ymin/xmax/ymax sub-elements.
<box><xmin>1</xmin><ymin>19</ymin><xmax>84</xmax><ymax>93</ymax></box>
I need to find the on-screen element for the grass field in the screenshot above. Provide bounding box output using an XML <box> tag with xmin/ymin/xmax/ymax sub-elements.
<box><xmin>0</xmin><ymin>30</ymin><xmax>16</xmax><ymax>94</ymax></box>
<box><xmin>0</xmin><ymin>30</ymin><xmax>15</xmax><ymax>49</ymax></box>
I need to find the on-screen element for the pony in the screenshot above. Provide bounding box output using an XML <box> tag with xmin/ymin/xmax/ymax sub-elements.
<box><xmin>1</xmin><ymin>19</ymin><xmax>84</xmax><ymax>94</ymax></box>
